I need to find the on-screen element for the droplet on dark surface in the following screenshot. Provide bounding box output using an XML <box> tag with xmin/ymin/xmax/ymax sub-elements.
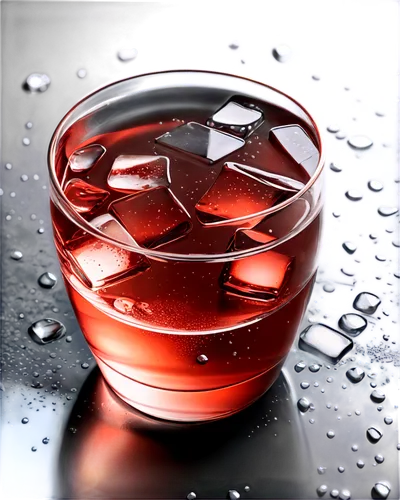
<box><xmin>197</xmin><ymin>354</ymin><xmax>208</xmax><ymax>365</ymax></box>
<box><xmin>38</xmin><ymin>272</ymin><xmax>57</xmax><ymax>289</ymax></box>
<box><xmin>28</xmin><ymin>319</ymin><xmax>66</xmax><ymax>344</ymax></box>
<box><xmin>346</xmin><ymin>367</ymin><xmax>365</xmax><ymax>383</ymax></box>
<box><xmin>317</xmin><ymin>485</ymin><xmax>328</xmax><ymax>497</ymax></box>
<box><xmin>23</xmin><ymin>73</ymin><xmax>51</xmax><ymax>92</ymax></box>
<box><xmin>186</xmin><ymin>492</ymin><xmax>196</xmax><ymax>500</ymax></box>
<box><xmin>384</xmin><ymin>417</ymin><xmax>393</xmax><ymax>425</ymax></box>
<box><xmin>297</xmin><ymin>397</ymin><xmax>311</xmax><ymax>412</ymax></box>
<box><xmin>329</xmin><ymin>162</ymin><xmax>342</xmax><ymax>172</ymax></box>
<box><xmin>366</xmin><ymin>427</ymin><xmax>382</xmax><ymax>443</ymax></box>
<box><xmin>244</xmin><ymin>486</ymin><xmax>250</xmax><ymax>492</ymax></box>
<box><xmin>370</xmin><ymin>390</ymin><xmax>385</xmax><ymax>403</ymax></box>
<box><xmin>342</xmin><ymin>241</ymin><xmax>357</xmax><ymax>254</ymax></box>
<box><xmin>345</xmin><ymin>190</ymin><xmax>363</xmax><ymax>201</ymax></box>
<box><xmin>368</xmin><ymin>180</ymin><xmax>383</xmax><ymax>192</ymax></box>
<box><xmin>81</xmin><ymin>362</ymin><xmax>89</xmax><ymax>369</ymax></box>
<box><xmin>335</xmin><ymin>131</ymin><xmax>346</xmax><ymax>140</ymax></box>
<box><xmin>272</xmin><ymin>44</ymin><xmax>292</xmax><ymax>62</ymax></box>
<box><xmin>378</xmin><ymin>206</ymin><xmax>398</xmax><ymax>217</ymax></box>
<box><xmin>21</xmin><ymin>417</ymin><xmax>29</xmax><ymax>424</ymax></box>
<box><xmin>341</xmin><ymin>267</ymin><xmax>355</xmax><ymax>277</ymax></box>
<box><xmin>327</xmin><ymin>125</ymin><xmax>340</xmax><ymax>133</ymax></box>
<box><xmin>117</xmin><ymin>48</ymin><xmax>138</xmax><ymax>62</ymax></box>
<box><xmin>338</xmin><ymin>313</ymin><xmax>367</xmax><ymax>336</ymax></box>
<box><xmin>353</xmin><ymin>292</ymin><xmax>381</xmax><ymax>315</ymax></box>
<box><xmin>294</xmin><ymin>360</ymin><xmax>307</xmax><ymax>372</ymax></box>
<box><xmin>228</xmin><ymin>490</ymin><xmax>240</xmax><ymax>500</ymax></box>
<box><xmin>347</xmin><ymin>135</ymin><xmax>373</xmax><ymax>150</ymax></box>
<box><xmin>10</xmin><ymin>250</ymin><xmax>23</xmax><ymax>261</ymax></box>
<box><xmin>226</xmin><ymin>40</ymin><xmax>242</xmax><ymax>54</ymax></box>
<box><xmin>372</xmin><ymin>483</ymin><xmax>390</xmax><ymax>499</ymax></box>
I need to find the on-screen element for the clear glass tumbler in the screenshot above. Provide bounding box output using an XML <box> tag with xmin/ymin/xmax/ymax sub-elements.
<box><xmin>48</xmin><ymin>71</ymin><xmax>324</xmax><ymax>422</ymax></box>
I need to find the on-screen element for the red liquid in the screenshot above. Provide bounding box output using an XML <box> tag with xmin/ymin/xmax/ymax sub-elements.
<box><xmin>52</xmin><ymin>101</ymin><xmax>322</xmax><ymax>421</ymax></box>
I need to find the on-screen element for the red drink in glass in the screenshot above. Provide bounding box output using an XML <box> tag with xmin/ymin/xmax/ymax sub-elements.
<box><xmin>49</xmin><ymin>71</ymin><xmax>324</xmax><ymax>421</ymax></box>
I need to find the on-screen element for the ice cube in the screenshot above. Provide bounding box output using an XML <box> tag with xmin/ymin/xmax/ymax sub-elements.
<box><xmin>107</xmin><ymin>155</ymin><xmax>170</xmax><ymax>192</ymax></box>
<box><xmin>299</xmin><ymin>323</ymin><xmax>353</xmax><ymax>364</ymax></box>
<box><xmin>156</xmin><ymin>122</ymin><xmax>244</xmax><ymax>163</ymax></box>
<box><xmin>207</xmin><ymin>100</ymin><xmax>263</xmax><ymax>138</ymax></box>
<box><xmin>66</xmin><ymin>214</ymin><xmax>150</xmax><ymax>289</ymax></box>
<box><xmin>195</xmin><ymin>162</ymin><xmax>297</xmax><ymax>225</ymax></box>
<box><xmin>269</xmin><ymin>125</ymin><xmax>319</xmax><ymax>175</ymax></box>
<box><xmin>220</xmin><ymin>231</ymin><xmax>293</xmax><ymax>301</ymax></box>
<box><xmin>110</xmin><ymin>186</ymin><xmax>192</xmax><ymax>248</ymax></box>
<box><xmin>64</xmin><ymin>179</ymin><xmax>109</xmax><ymax>214</ymax></box>
<box><xmin>69</xmin><ymin>144</ymin><xmax>106</xmax><ymax>173</ymax></box>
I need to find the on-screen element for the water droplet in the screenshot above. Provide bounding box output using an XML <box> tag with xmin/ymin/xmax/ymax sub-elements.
<box><xmin>345</xmin><ymin>190</ymin><xmax>363</xmax><ymax>201</ymax></box>
<box><xmin>196</xmin><ymin>354</ymin><xmax>208</xmax><ymax>365</ymax></box>
<box><xmin>37</xmin><ymin>227</ymin><xmax>45</xmax><ymax>234</ymax></box>
<box><xmin>300</xmin><ymin>382</ymin><xmax>310</xmax><ymax>389</ymax></box>
<box><xmin>339</xmin><ymin>489</ymin><xmax>351</xmax><ymax>500</ymax></box>
<box><xmin>326</xmin><ymin>377</ymin><xmax>334</xmax><ymax>383</ymax></box>
<box><xmin>338</xmin><ymin>466</ymin><xmax>345</xmax><ymax>473</ymax></box>
<box><xmin>117</xmin><ymin>48</ymin><xmax>138</xmax><ymax>62</ymax></box>
<box><xmin>20</xmin><ymin>174</ymin><xmax>29</xmax><ymax>182</ymax></box>
<box><xmin>294</xmin><ymin>360</ymin><xmax>307</xmax><ymax>372</ymax></box>
<box><xmin>368</xmin><ymin>180</ymin><xmax>383</xmax><ymax>192</ymax></box>
<box><xmin>329</xmin><ymin>162</ymin><xmax>342</xmax><ymax>172</ymax></box>
<box><xmin>272</xmin><ymin>44</ymin><xmax>292</xmax><ymax>62</ymax></box>
<box><xmin>21</xmin><ymin>417</ymin><xmax>29</xmax><ymax>424</ymax></box>
<box><xmin>309</xmin><ymin>363</ymin><xmax>321</xmax><ymax>373</ymax></box>
<box><xmin>38</xmin><ymin>272</ymin><xmax>57</xmax><ymax>289</ymax></box>
<box><xmin>330</xmin><ymin>489</ymin><xmax>339</xmax><ymax>498</ymax></box>
<box><xmin>327</xmin><ymin>430</ymin><xmax>335</xmax><ymax>439</ymax></box>
<box><xmin>342</xmin><ymin>241</ymin><xmax>357</xmax><ymax>254</ymax></box>
<box><xmin>378</xmin><ymin>206</ymin><xmax>398</xmax><ymax>217</ymax></box>
<box><xmin>186</xmin><ymin>492</ymin><xmax>196</xmax><ymax>500</ymax></box>
<box><xmin>65</xmin><ymin>336</ymin><xmax>72</xmax><ymax>343</ymax></box>
<box><xmin>368</xmin><ymin>369</ymin><xmax>379</xmax><ymax>378</ymax></box>
<box><xmin>347</xmin><ymin>135</ymin><xmax>373</xmax><ymax>150</ymax></box>
<box><xmin>341</xmin><ymin>268</ymin><xmax>355</xmax><ymax>277</ymax></box>
<box><xmin>297</xmin><ymin>397</ymin><xmax>311</xmax><ymax>412</ymax></box>
<box><xmin>10</xmin><ymin>250</ymin><xmax>23</xmax><ymax>260</ymax></box>
<box><xmin>77</xmin><ymin>68</ymin><xmax>87</xmax><ymax>79</ymax></box>
<box><xmin>346</xmin><ymin>367</ymin><xmax>365</xmax><ymax>383</ymax></box>
<box><xmin>375</xmin><ymin>255</ymin><xmax>386</xmax><ymax>262</ymax></box>
<box><xmin>31</xmin><ymin>446</ymin><xmax>37</xmax><ymax>452</ymax></box>
<box><xmin>375</xmin><ymin>454</ymin><xmax>384</xmax><ymax>464</ymax></box>
<box><xmin>81</xmin><ymin>362</ymin><xmax>89</xmax><ymax>369</ymax></box>
<box><xmin>25</xmin><ymin>121</ymin><xmax>33</xmax><ymax>129</ymax></box>
<box><xmin>317</xmin><ymin>485</ymin><xmax>328</xmax><ymax>497</ymax></box>
<box><xmin>317</xmin><ymin>466</ymin><xmax>327</xmax><ymax>475</ymax></box>
<box><xmin>312</xmin><ymin>75</ymin><xmax>321</xmax><ymax>81</ymax></box>
<box><xmin>351</xmin><ymin>444</ymin><xmax>358</xmax><ymax>452</ymax></box>
<box><xmin>384</xmin><ymin>417</ymin><xmax>393</xmax><ymax>425</ymax></box>
<box><xmin>370</xmin><ymin>390</ymin><xmax>385</xmax><ymax>403</ymax></box>
<box><xmin>353</xmin><ymin>292</ymin><xmax>381</xmax><ymax>315</ymax></box>
<box><xmin>327</xmin><ymin>125</ymin><xmax>340</xmax><ymax>134</ymax></box>
<box><xmin>332</xmin><ymin>211</ymin><xmax>341</xmax><ymax>218</ymax></box>
<box><xmin>228</xmin><ymin>490</ymin><xmax>240</xmax><ymax>500</ymax></box>
<box><xmin>335</xmin><ymin>131</ymin><xmax>346</xmax><ymax>140</ymax></box>
<box><xmin>22</xmin><ymin>137</ymin><xmax>30</xmax><ymax>146</ymax></box>
<box><xmin>356</xmin><ymin>460</ymin><xmax>364</xmax><ymax>469</ymax></box>
<box><xmin>28</xmin><ymin>319</ymin><xmax>66</xmax><ymax>344</ymax></box>
<box><xmin>42</xmin><ymin>437</ymin><xmax>49</xmax><ymax>444</ymax></box>
<box><xmin>323</xmin><ymin>283</ymin><xmax>335</xmax><ymax>293</ymax></box>
<box><xmin>339</xmin><ymin>314</ymin><xmax>367</xmax><ymax>336</ymax></box>
<box><xmin>23</xmin><ymin>73</ymin><xmax>51</xmax><ymax>92</ymax></box>
<box><xmin>366</xmin><ymin>427</ymin><xmax>382</xmax><ymax>443</ymax></box>
<box><xmin>372</xmin><ymin>483</ymin><xmax>390</xmax><ymax>499</ymax></box>
<box><xmin>226</xmin><ymin>40</ymin><xmax>242</xmax><ymax>54</ymax></box>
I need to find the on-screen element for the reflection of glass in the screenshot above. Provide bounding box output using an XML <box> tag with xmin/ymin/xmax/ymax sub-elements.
<box><xmin>48</xmin><ymin>71</ymin><xmax>324</xmax><ymax>422</ymax></box>
<box><xmin>58</xmin><ymin>369</ymin><xmax>312</xmax><ymax>499</ymax></box>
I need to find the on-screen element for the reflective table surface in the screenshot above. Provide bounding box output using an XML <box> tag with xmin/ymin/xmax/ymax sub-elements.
<box><xmin>0</xmin><ymin>1</ymin><xmax>399</xmax><ymax>499</ymax></box>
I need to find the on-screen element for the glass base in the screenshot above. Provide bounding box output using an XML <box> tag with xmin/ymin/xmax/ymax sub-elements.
<box><xmin>94</xmin><ymin>354</ymin><xmax>285</xmax><ymax>422</ymax></box>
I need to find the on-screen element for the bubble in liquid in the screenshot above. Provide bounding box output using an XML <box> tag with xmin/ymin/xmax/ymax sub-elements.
<box><xmin>342</xmin><ymin>241</ymin><xmax>357</xmax><ymax>254</ymax></box>
<box><xmin>347</xmin><ymin>135</ymin><xmax>373</xmax><ymax>150</ymax></box>
<box><xmin>272</xmin><ymin>44</ymin><xmax>292</xmax><ymax>62</ymax></box>
<box><xmin>10</xmin><ymin>250</ymin><xmax>23</xmax><ymax>260</ymax></box>
<box><xmin>370</xmin><ymin>390</ymin><xmax>385</xmax><ymax>403</ymax></box>
<box><xmin>23</xmin><ymin>73</ymin><xmax>51</xmax><ymax>92</ymax></box>
<box><xmin>197</xmin><ymin>354</ymin><xmax>208</xmax><ymax>365</ymax></box>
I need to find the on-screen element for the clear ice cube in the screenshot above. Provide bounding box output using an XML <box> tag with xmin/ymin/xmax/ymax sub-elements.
<box><xmin>270</xmin><ymin>125</ymin><xmax>319</xmax><ymax>175</ymax></box>
<box><xmin>220</xmin><ymin>231</ymin><xmax>293</xmax><ymax>301</ymax></box>
<box><xmin>353</xmin><ymin>292</ymin><xmax>381</xmax><ymax>315</ymax></box>
<box><xmin>107</xmin><ymin>155</ymin><xmax>170</xmax><ymax>192</ymax></box>
<box><xmin>69</xmin><ymin>144</ymin><xmax>106</xmax><ymax>173</ymax></box>
<box><xmin>156</xmin><ymin>122</ymin><xmax>244</xmax><ymax>163</ymax></box>
<box><xmin>207</xmin><ymin>100</ymin><xmax>263</xmax><ymax>138</ymax></box>
<box><xmin>110</xmin><ymin>186</ymin><xmax>192</xmax><ymax>248</ymax></box>
<box><xmin>299</xmin><ymin>323</ymin><xmax>353</xmax><ymax>364</ymax></box>
<box><xmin>195</xmin><ymin>162</ymin><xmax>298</xmax><ymax>226</ymax></box>
<box><xmin>66</xmin><ymin>214</ymin><xmax>150</xmax><ymax>289</ymax></box>
<box><xmin>64</xmin><ymin>179</ymin><xmax>109</xmax><ymax>214</ymax></box>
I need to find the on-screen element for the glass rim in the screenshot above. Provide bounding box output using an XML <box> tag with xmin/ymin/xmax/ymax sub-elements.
<box><xmin>48</xmin><ymin>69</ymin><xmax>325</xmax><ymax>263</ymax></box>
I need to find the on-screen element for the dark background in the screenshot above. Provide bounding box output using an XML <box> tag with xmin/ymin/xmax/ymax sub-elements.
<box><xmin>0</xmin><ymin>1</ymin><xmax>398</xmax><ymax>499</ymax></box>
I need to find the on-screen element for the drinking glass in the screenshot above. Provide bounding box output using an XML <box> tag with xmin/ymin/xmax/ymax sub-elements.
<box><xmin>48</xmin><ymin>71</ymin><xmax>324</xmax><ymax>422</ymax></box>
